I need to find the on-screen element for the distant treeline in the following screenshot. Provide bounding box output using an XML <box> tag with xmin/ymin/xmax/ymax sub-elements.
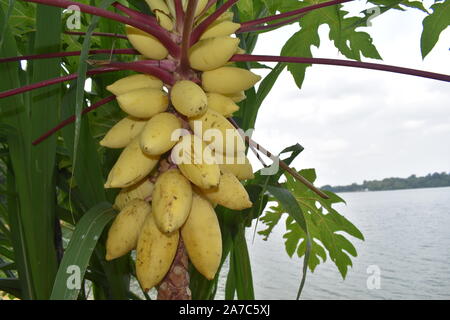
<box><xmin>322</xmin><ymin>172</ymin><xmax>450</xmax><ymax>193</ymax></box>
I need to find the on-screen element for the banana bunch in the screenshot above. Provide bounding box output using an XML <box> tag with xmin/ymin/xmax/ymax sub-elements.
<box><xmin>103</xmin><ymin>0</ymin><xmax>260</xmax><ymax>292</ymax></box>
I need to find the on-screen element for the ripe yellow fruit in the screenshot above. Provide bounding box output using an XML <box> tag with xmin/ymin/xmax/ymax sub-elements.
<box><xmin>136</xmin><ymin>214</ymin><xmax>179</xmax><ymax>291</ymax></box>
<box><xmin>170</xmin><ymin>80</ymin><xmax>207</xmax><ymax>117</ymax></box>
<box><xmin>116</xmin><ymin>88</ymin><xmax>168</xmax><ymax>118</ymax></box>
<box><xmin>155</xmin><ymin>10</ymin><xmax>173</xmax><ymax>31</ymax></box>
<box><xmin>152</xmin><ymin>169</ymin><xmax>193</xmax><ymax>233</ymax></box>
<box><xmin>189</xmin><ymin>37</ymin><xmax>240</xmax><ymax>71</ymax></box>
<box><xmin>201</xmin><ymin>172</ymin><xmax>252</xmax><ymax>210</ymax></box>
<box><xmin>105</xmin><ymin>137</ymin><xmax>159</xmax><ymax>189</ymax></box>
<box><xmin>218</xmin><ymin>155</ymin><xmax>254</xmax><ymax>180</ymax></box>
<box><xmin>181</xmin><ymin>193</ymin><xmax>222</xmax><ymax>280</ymax></box>
<box><xmin>145</xmin><ymin>0</ymin><xmax>170</xmax><ymax>15</ymax></box>
<box><xmin>114</xmin><ymin>178</ymin><xmax>154</xmax><ymax>211</ymax></box>
<box><xmin>189</xmin><ymin>109</ymin><xmax>245</xmax><ymax>156</ymax></box>
<box><xmin>106</xmin><ymin>74</ymin><xmax>163</xmax><ymax>96</ymax></box>
<box><xmin>140</xmin><ymin>112</ymin><xmax>182</xmax><ymax>156</ymax></box>
<box><xmin>206</xmin><ymin>93</ymin><xmax>239</xmax><ymax>116</ymax></box>
<box><xmin>172</xmin><ymin>134</ymin><xmax>221</xmax><ymax>189</ymax></box>
<box><xmin>100</xmin><ymin>116</ymin><xmax>147</xmax><ymax>149</ymax></box>
<box><xmin>105</xmin><ymin>199</ymin><xmax>150</xmax><ymax>261</ymax></box>
<box><xmin>126</xmin><ymin>25</ymin><xmax>168</xmax><ymax>60</ymax></box>
<box><xmin>202</xmin><ymin>67</ymin><xmax>261</xmax><ymax>94</ymax></box>
<box><xmin>225</xmin><ymin>91</ymin><xmax>246</xmax><ymax>103</ymax></box>
<box><xmin>200</xmin><ymin>20</ymin><xmax>241</xmax><ymax>40</ymax></box>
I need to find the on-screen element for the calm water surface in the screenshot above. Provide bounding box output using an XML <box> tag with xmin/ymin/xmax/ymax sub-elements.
<box><xmin>217</xmin><ymin>187</ymin><xmax>450</xmax><ymax>299</ymax></box>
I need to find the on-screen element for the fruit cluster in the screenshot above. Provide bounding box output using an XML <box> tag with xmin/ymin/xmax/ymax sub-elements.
<box><xmin>103</xmin><ymin>0</ymin><xmax>261</xmax><ymax>292</ymax></box>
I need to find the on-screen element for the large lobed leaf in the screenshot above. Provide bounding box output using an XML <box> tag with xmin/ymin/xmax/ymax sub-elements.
<box><xmin>421</xmin><ymin>0</ymin><xmax>450</xmax><ymax>59</ymax></box>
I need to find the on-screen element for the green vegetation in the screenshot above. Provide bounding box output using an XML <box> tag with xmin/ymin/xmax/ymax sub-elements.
<box><xmin>322</xmin><ymin>172</ymin><xmax>450</xmax><ymax>193</ymax></box>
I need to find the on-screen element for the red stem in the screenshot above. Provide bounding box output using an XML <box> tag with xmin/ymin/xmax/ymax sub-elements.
<box><xmin>64</xmin><ymin>31</ymin><xmax>128</xmax><ymax>39</ymax></box>
<box><xmin>239</xmin><ymin>0</ymin><xmax>354</xmax><ymax>30</ymax></box>
<box><xmin>197</xmin><ymin>0</ymin><xmax>218</xmax><ymax>19</ymax></box>
<box><xmin>112</xmin><ymin>2</ymin><xmax>160</xmax><ymax>27</ymax></box>
<box><xmin>191</xmin><ymin>0</ymin><xmax>239</xmax><ymax>44</ymax></box>
<box><xmin>180</xmin><ymin>0</ymin><xmax>199</xmax><ymax>75</ymax></box>
<box><xmin>101</xmin><ymin>61</ymin><xmax>175</xmax><ymax>84</ymax></box>
<box><xmin>0</xmin><ymin>67</ymin><xmax>119</xmax><ymax>99</ymax></box>
<box><xmin>0</xmin><ymin>49</ymin><xmax>138</xmax><ymax>63</ymax></box>
<box><xmin>237</xmin><ymin>14</ymin><xmax>305</xmax><ymax>34</ymax></box>
<box><xmin>22</xmin><ymin>0</ymin><xmax>180</xmax><ymax>56</ymax></box>
<box><xmin>174</xmin><ymin>0</ymin><xmax>185</xmax><ymax>33</ymax></box>
<box><xmin>32</xmin><ymin>96</ymin><xmax>116</xmax><ymax>145</ymax></box>
<box><xmin>231</xmin><ymin>54</ymin><xmax>450</xmax><ymax>83</ymax></box>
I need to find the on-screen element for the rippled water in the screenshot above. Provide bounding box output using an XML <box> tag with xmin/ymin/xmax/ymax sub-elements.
<box><xmin>216</xmin><ymin>187</ymin><xmax>450</xmax><ymax>300</ymax></box>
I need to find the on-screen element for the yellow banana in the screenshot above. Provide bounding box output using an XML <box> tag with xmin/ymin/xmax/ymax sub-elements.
<box><xmin>136</xmin><ymin>214</ymin><xmax>179</xmax><ymax>291</ymax></box>
<box><xmin>106</xmin><ymin>199</ymin><xmax>150</xmax><ymax>261</ymax></box>
<box><xmin>224</xmin><ymin>90</ymin><xmax>247</xmax><ymax>103</ymax></box>
<box><xmin>106</xmin><ymin>74</ymin><xmax>163</xmax><ymax>96</ymax></box>
<box><xmin>116</xmin><ymin>88</ymin><xmax>168</xmax><ymax>118</ymax></box>
<box><xmin>140</xmin><ymin>112</ymin><xmax>182</xmax><ymax>156</ymax></box>
<box><xmin>189</xmin><ymin>37</ymin><xmax>240</xmax><ymax>71</ymax></box>
<box><xmin>126</xmin><ymin>25</ymin><xmax>168</xmax><ymax>60</ymax></box>
<box><xmin>201</xmin><ymin>172</ymin><xmax>252</xmax><ymax>210</ymax></box>
<box><xmin>114</xmin><ymin>178</ymin><xmax>154</xmax><ymax>211</ymax></box>
<box><xmin>189</xmin><ymin>109</ymin><xmax>245</xmax><ymax>156</ymax></box>
<box><xmin>172</xmin><ymin>134</ymin><xmax>221</xmax><ymax>189</ymax></box>
<box><xmin>105</xmin><ymin>137</ymin><xmax>159</xmax><ymax>189</ymax></box>
<box><xmin>218</xmin><ymin>154</ymin><xmax>254</xmax><ymax>180</ymax></box>
<box><xmin>181</xmin><ymin>193</ymin><xmax>222</xmax><ymax>280</ymax></box>
<box><xmin>152</xmin><ymin>169</ymin><xmax>193</xmax><ymax>233</ymax></box>
<box><xmin>100</xmin><ymin>116</ymin><xmax>147</xmax><ymax>149</ymax></box>
<box><xmin>206</xmin><ymin>92</ymin><xmax>239</xmax><ymax>116</ymax></box>
<box><xmin>170</xmin><ymin>80</ymin><xmax>207</xmax><ymax>117</ymax></box>
<box><xmin>202</xmin><ymin>67</ymin><xmax>261</xmax><ymax>94</ymax></box>
<box><xmin>145</xmin><ymin>0</ymin><xmax>170</xmax><ymax>14</ymax></box>
<box><xmin>200</xmin><ymin>21</ymin><xmax>241</xmax><ymax>40</ymax></box>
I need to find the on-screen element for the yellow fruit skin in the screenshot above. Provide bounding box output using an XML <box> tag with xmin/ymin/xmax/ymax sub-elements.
<box><xmin>189</xmin><ymin>109</ymin><xmax>245</xmax><ymax>156</ymax></box>
<box><xmin>225</xmin><ymin>91</ymin><xmax>246</xmax><ymax>103</ymax></box>
<box><xmin>155</xmin><ymin>11</ymin><xmax>173</xmax><ymax>31</ymax></box>
<box><xmin>116</xmin><ymin>88</ymin><xmax>168</xmax><ymax>118</ymax></box>
<box><xmin>152</xmin><ymin>169</ymin><xmax>193</xmax><ymax>233</ymax></box>
<box><xmin>206</xmin><ymin>93</ymin><xmax>239</xmax><ymax>116</ymax></box>
<box><xmin>140</xmin><ymin>112</ymin><xmax>182</xmax><ymax>156</ymax></box>
<box><xmin>181</xmin><ymin>193</ymin><xmax>222</xmax><ymax>280</ymax></box>
<box><xmin>106</xmin><ymin>199</ymin><xmax>151</xmax><ymax>261</ymax></box>
<box><xmin>136</xmin><ymin>214</ymin><xmax>179</xmax><ymax>291</ymax></box>
<box><xmin>202</xmin><ymin>67</ymin><xmax>261</xmax><ymax>94</ymax></box>
<box><xmin>172</xmin><ymin>134</ymin><xmax>221</xmax><ymax>189</ymax></box>
<box><xmin>145</xmin><ymin>0</ymin><xmax>170</xmax><ymax>14</ymax></box>
<box><xmin>126</xmin><ymin>25</ymin><xmax>168</xmax><ymax>60</ymax></box>
<box><xmin>106</xmin><ymin>74</ymin><xmax>162</xmax><ymax>96</ymax></box>
<box><xmin>201</xmin><ymin>172</ymin><xmax>252</xmax><ymax>210</ymax></box>
<box><xmin>189</xmin><ymin>37</ymin><xmax>240</xmax><ymax>71</ymax></box>
<box><xmin>200</xmin><ymin>21</ymin><xmax>241</xmax><ymax>40</ymax></box>
<box><xmin>100</xmin><ymin>116</ymin><xmax>147</xmax><ymax>149</ymax></box>
<box><xmin>105</xmin><ymin>137</ymin><xmax>159</xmax><ymax>189</ymax></box>
<box><xmin>114</xmin><ymin>178</ymin><xmax>154</xmax><ymax>211</ymax></box>
<box><xmin>218</xmin><ymin>155</ymin><xmax>254</xmax><ymax>180</ymax></box>
<box><xmin>170</xmin><ymin>80</ymin><xmax>207</xmax><ymax>117</ymax></box>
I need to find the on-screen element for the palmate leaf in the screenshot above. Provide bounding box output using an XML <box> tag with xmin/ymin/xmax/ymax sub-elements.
<box><xmin>259</xmin><ymin>169</ymin><xmax>364</xmax><ymax>279</ymax></box>
<box><xmin>280</xmin><ymin>0</ymin><xmax>382</xmax><ymax>89</ymax></box>
<box><xmin>421</xmin><ymin>0</ymin><xmax>450</xmax><ymax>59</ymax></box>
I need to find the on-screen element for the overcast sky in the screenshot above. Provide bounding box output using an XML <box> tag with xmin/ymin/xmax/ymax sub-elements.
<box><xmin>248</xmin><ymin>0</ymin><xmax>450</xmax><ymax>186</ymax></box>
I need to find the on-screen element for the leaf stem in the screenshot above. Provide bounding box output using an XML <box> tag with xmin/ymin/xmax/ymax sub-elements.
<box><xmin>179</xmin><ymin>0</ymin><xmax>198</xmax><ymax>75</ymax></box>
<box><xmin>190</xmin><ymin>0</ymin><xmax>239</xmax><ymax>44</ymax></box>
<box><xmin>0</xmin><ymin>49</ymin><xmax>138</xmax><ymax>63</ymax></box>
<box><xmin>22</xmin><ymin>0</ymin><xmax>180</xmax><ymax>56</ymax></box>
<box><xmin>239</xmin><ymin>0</ymin><xmax>354</xmax><ymax>30</ymax></box>
<box><xmin>112</xmin><ymin>2</ymin><xmax>159</xmax><ymax>27</ymax></box>
<box><xmin>99</xmin><ymin>61</ymin><xmax>176</xmax><ymax>84</ymax></box>
<box><xmin>32</xmin><ymin>96</ymin><xmax>116</xmax><ymax>145</ymax></box>
<box><xmin>231</xmin><ymin>54</ymin><xmax>450</xmax><ymax>82</ymax></box>
<box><xmin>0</xmin><ymin>67</ymin><xmax>119</xmax><ymax>99</ymax></box>
<box><xmin>237</xmin><ymin>14</ymin><xmax>305</xmax><ymax>34</ymax></box>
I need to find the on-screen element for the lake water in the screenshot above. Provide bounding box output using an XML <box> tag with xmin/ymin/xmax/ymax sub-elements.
<box><xmin>216</xmin><ymin>187</ymin><xmax>450</xmax><ymax>300</ymax></box>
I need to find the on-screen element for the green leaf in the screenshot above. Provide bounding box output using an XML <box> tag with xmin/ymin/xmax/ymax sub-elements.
<box><xmin>0</xmin><ymin>0</ymin><xmax>15</xmax><ymax>49</ymax></box>
<box><xmin>0</xmin><ymin>278</ymin><xmax>22</xmax><ymax>298</ymax></box>
<box><xmin>50</xmin><ymin>202</ymin><xmax>116</xmax><ymax>300</ymax></box>
<box><xmin>231</xmin><ymin>226</ymin><xmax>255</xmax><ymax>300</ymax></box>
<box><xmin>421</xmin><ymin>1</ymin><xmax>450</xmax><ymax>58</ymax></box>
